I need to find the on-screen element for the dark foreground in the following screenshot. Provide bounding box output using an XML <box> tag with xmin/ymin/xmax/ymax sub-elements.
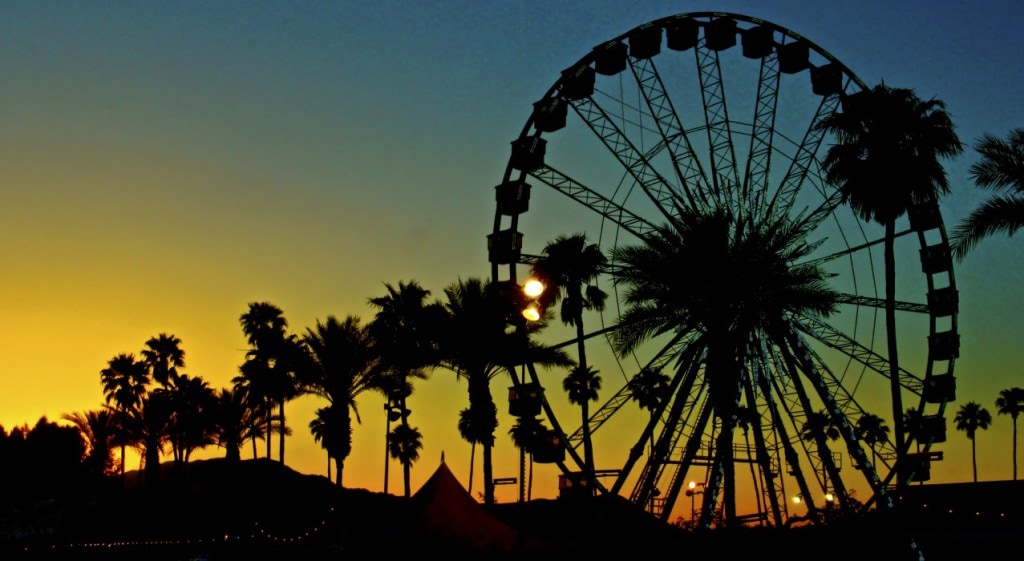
<box><xmin>2</xmin><ymin>459</ymin><xmax>1019</xmax><ymax>560</ymax></box>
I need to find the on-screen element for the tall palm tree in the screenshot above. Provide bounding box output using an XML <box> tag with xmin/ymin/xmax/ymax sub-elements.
<box><xmin>301</xmin><ymin>315</ymin><xmax>379</xmax><ymax>487</ymax></box>
<box><xmin>611</xmin><ymin>204</ymin><xmax>838</xmax><ymax>528</ymax></box>
<box><xmin>995</xmin><ymin>387</ymin><xmax>1024</xmax><ymax>480</ymax></box>
<box><xmin>368</xmin><ymin>281</ymin><xmax>443</xmax><ymax>498</ymax></box>
<box><xmin>855</xmin><ymin>412</ymin><xmax>891</xmax><ymax>467</ymax></box>
<box><xmin>100</xmin><ymin>353</ymin><xmax>150</xmax><ymax>479</ymax></box>
<box><xmin>531</xmin><ymin>233</ymin><xmax>608</xmax><ymax>483</ymax></box>
<box><xmin>435</xmin><ymin>277</ymin><xmax>573</xmax><ymax>505</ymax></box>
<box><xmin>951</xmin><ymin>128</ymin><xmax>1024</xmax><ymax>260</ymax></box>
<box><xmin>141</xmin><ymin>333</ymin><xmax>185</xmax><ymax>388</ymax></box>
<box><xmin>238</xmin><ymin>301</ymin><xmax>301</xmax><ymax>464</ymax></box>
<box><xmin>817</xmin><ymin>84</ymin><xmax>962</xmax><ymax>485</ymax></box>
<box><xmin>954</xmin><ymin>401</ymin><xmax>992</xmax><ymax>483</ymax></box>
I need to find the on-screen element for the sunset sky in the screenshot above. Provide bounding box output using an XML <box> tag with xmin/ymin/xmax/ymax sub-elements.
<box><xmin>2</xmin><ymin>0</ymin><xmax>1024</xmax><ymax>518</ymax></box>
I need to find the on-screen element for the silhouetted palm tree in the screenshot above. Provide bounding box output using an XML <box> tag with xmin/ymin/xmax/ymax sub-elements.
<box><xmin>628</xmin><ymin>366</ymin><xmax>670</xmax><ymax>463</ymax></box>
<box><xmin>141</xmin><ymin>333</ymin><xmax>185</xmax><ymax>388</ymax></box>
<box><xmin>310</xmin><ymin>404</ymin><xmax>348</xmax><ymax>485</ymax></box>
<box><xmin>161</xmin><ymin>373</ymin><xmax>216</xmax><ymax>470</ymax></box>
<box><xmin>952</xmin><ymin>128</ymin><xmax>1024</xmax><ymax>260</ymax></box>
<box><xmin>238</xmin><ymin>301</ymin><xmax>301</xmax><ymax>464</ymax></box>
<box><xmin>531</xmin><ymin>233</ymin><xmax>608</xmax><ymax>483</ymax></box>
<box><xmin>211</xmin><ymin>387</ymin><xmax>261</xmax><ymax>461</ymax></box>
<box><xmin>995</xmin><ymin>387</ymin><xmax>1024</xmax><ymax>480</ymax></box>
<box><xmin>368</xmin><ymin>280</ymin><xmax>443</xmax><ymax>498</ymax></box>
<box><xmin>61</xmin><ymin>408</ymin><xmax>117</xmax><ymax>478</ymax></box>
<box><xmin>817</xmin><ymin>84</ymin><xmax>962</xmax><ymax>483</ymax></box>
<box><xmin>508</xmin><ymin>415</ymin><xmax>546</xmax><ymax>502</ymax></box>
<box><xmin>457</xmin><ymin>407</ymin><xmax>480</xmax><ymax>495</ymax></box>
<box><xmin>611</xmin><ymin>205</ymin><xmax>838</xmax><ymax>528</ymax></box>
<box><xmin>954</xmin><ymin>401</ymin><xmax>992</xmax><ymax>482</ymax></box>
<box><xmin>100</xmin><ymin>352</ymin><xmax>150</xmax><ymax>479</ymax></box>
<box><xmin>388</xmin><ymin>423</ymin><xmax>423</xmax><ymax>496</ymax></box>
<box><xmin>562</xmin><ymin>364</ymin><xmax>601</xmax><ymax>493</ymax></box>
<box><xmin>302</xmin><ymin>315</ymin><xmax>379</xmax><ymax>487</ymax></box>
<box><xmin>435</xmin><ymin>277</ymin><xmax>573</xmax><ymax>505</ymax></box>
<box><xmin>855</xmin><ymin>412</ymin><xmax>891</xmax><ymax>467</ymax></box>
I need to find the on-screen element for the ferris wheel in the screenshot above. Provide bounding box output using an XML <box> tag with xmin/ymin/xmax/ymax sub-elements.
<box><xmin>488</xmin><ymin>12</ymin><xmax>958</xmax><ymax>527</ymax></box>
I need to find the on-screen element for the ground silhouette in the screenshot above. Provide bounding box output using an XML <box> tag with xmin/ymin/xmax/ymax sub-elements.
<box><xmin>0</xmin><ymin>458</ymin><xmax>1018</xmax><ymax>560</ymax></box>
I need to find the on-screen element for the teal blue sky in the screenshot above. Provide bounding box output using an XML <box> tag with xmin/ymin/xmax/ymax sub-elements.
<box><xmin>1</xmin><ymin>1</ymin><xmax>1023</xmax><ymax>510</ymax></box>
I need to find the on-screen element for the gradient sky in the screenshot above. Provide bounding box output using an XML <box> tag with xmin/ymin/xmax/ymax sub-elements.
<box><xmin>2</xmin><ymin>0</ymin><xmax>1023</xmax><ymax>517</ymax></box>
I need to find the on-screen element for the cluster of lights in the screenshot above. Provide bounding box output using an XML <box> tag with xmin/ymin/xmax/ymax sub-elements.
<box><xmin>521</xmin><ymin>279</ymin><xmax>544</xmax><ymax>321</ymax></box>
<box><xmin>33</xmin><ymin>513</ymin><xmax>333</xmax><ymax>554</ymax></box>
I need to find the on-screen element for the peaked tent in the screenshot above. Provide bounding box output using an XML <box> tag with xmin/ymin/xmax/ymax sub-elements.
<box><xmin>411</xmin><ymin>459</ymin><xmax>553</xmax><ymax>552</ymax></box>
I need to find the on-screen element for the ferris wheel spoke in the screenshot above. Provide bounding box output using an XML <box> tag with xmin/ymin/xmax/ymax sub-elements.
<box><xmin>782</xmin><ymin>327</ymin><xmax>891</xmax><ymax>505</ymax></box>
<box><xmin>695</xmin><ymin>41</ymin><xmax>741</xmax><ymax>206</ymax></box>
<box><xmin>798</xmin><ymin>315</ymin><xmax>925</xmax><ymax>395</ymax></box>
<box><xmin>743</xmin><ymin>52</ymin><xmax>781</xmax><ymax>218</ymax></box>
<box><xmin>527</xmin><ymin>164</ymin><xmax>659</xmax><ymax>240</ymax></box>
<box><xmin>628</xmin><ymin>55</ymin><xmax>712</xmax><ymax>211</ymax></box>
<box><xmin>569</xmin><ymin>95</ymin><xmax>685</xmax><ymax>224</ymax></box>
<box><xmin>764</xmin><ymin>92</ymin><xmax>843</xmax><ymax>221</ymax></box>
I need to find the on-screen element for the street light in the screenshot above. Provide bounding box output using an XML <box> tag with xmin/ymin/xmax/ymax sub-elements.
<box><xmin>521</xmin><ymin>278</ymin><xmax>544</xmax><ymax>321</ymax></box>
<box><xmin>686</xmin><ymin>481</ymin><xmax>705</xmax><ymax>525</ymax></box>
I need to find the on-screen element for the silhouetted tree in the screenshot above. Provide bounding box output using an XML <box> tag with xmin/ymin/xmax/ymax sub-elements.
<box><xmin>817</xmin><ymin>84</ymin><xmax>962</xmax><ymax>486</ymax></box>
<box><xmin>301</xmin><ymin>315</ymin><xmax>379</xmax><ymax>487</ymax></box>
<box><xmin>309</xmin><ymin>404</ymin><xmax>349</xmax><ymax>485</ymax></box>
<box><xmin>508</xmin><ymin>415</ymin><xmax>546</xmax><ymax>502</ymax></box>
<box><xmin>161</xmin><ymin>373</ymin><xmax>217</xmax><ymax>470</ymax></box>
<box><xmin>100</xmin><ymin>352</ymin><xmax>150</xmax><ymax>479</ymax></box>
<box><xmin>611</xmin><ymin>205</ymin><xmax>838</xmax><ymax>528</ymax></box>
<box><xmin>954</xmin><ymin>401</ymin><xmax>992</xmax><ymax>482</ymax></box>
<box><xmin>435</xmin><ymin>277</ymin><xmax>573</xmax><ymax>505</ymax></box>
<box><xmin>995</xmin><ymin>387</ymin><xmax>1024</xmax><ymax>480</ymax></box>
<box><xmin>141</xmin><ymin>333</ymin><xmax>185</xmax><ymax>388</ymax></box>
<box><xmin>368</xmin><ymin>281</ymin><xmax>442</xmax><ymax>498</ymax></box>
<box><xmin>388</xmin><ymin>423</ymin><xmax>423</xmax><ymax>495</ymax></box>
<box><xmin>61</xmin><ymin>408</ymin><xmax>117</xmax><ymax>478</ymax></box>
<box><xmin>238</xmin><ymin>301</ymin><xmax>302</xmax><ymax>464</ymax></box>
<box><xmin>531</xmin><ymin>233</ymin><xmax>608</xmax><ymax>484</ymax></box>
<box><xmin>211</xmin><ymin>387</ymin><xmax>261</xmax><ymax>461</ymax></box>
<box><xmin>855</xmin><ymin>412</ymin><xmax>890</xmax><ymax>467</ymax></box>
<box><xmin>952</xmin><ymin>128</ymin><xmax>1024</xmax><ymax>260</ymax></box>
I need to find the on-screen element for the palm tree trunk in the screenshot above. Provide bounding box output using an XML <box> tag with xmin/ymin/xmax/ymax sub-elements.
<box><xmin>279</xmin><ymin>400</ymin><xmax>286</xmax><ymax>464</ymax></box>
<box><xmin>467</xmin><ymin>442</ymin><xmax>475</xmax><ymax>494</ymax></box>
<box><xmin>483</xmin><ymin>442</ymin><xmax>494</xmax><ymax>505</ymax></box>
<box><xmin>972</xmin><ymin>437</ymin><xmax>978</xmax><ymax>482</ymax></box>
<box><xmin>1013</xmin><ymin>417</ymin><xmax>1019</xmax><ymax>480</ymax></box>
<box><xmin>518</xmin><ymin>445</ymin><xmax>526</xmax><ymax>503</ymax></box>
<box><xmin>885</xmin><ymin>222</ymin><xmax>906</xmax><ymax>486</ymax></box>
<box><xmin>576</xmin><ymin>318</ymin><xmax>595</xmax><ymax>485</ymax></box>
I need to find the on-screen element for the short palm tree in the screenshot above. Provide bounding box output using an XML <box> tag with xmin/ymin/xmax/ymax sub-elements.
<box><xmin>951</xmin><ymin>128</ymin><xmax>1024</xmax><ymax>260</ymax></box>
<box><xmin>99</xmin><ymin>352</ymin><xmax>150</xmax><ymax>479</ymax></box>
<box><xmin>388</xmin><ymin>423</ymin><xmax>423</xmax><ymax>492</ymax></box>
<box><xmin>302</xmin><ymin>315</ymin><xmax>379</xmax><ymax>487</ymax></box>
<box><xmin>211</xmin><ymin>387</ymin><xmax>262</xmax><ymax>461</ymax></box>
<box><xmin>954</xmin><ymin>401</ymin><xmax>992</xmax><ymax>483</ymax></box>
<box><xmin>61</xmin><ymin>408</ymin><xmax>117</xmax><ymax>478</ymax></box>
<box><xmin>509</xmin><ymin>415</ymin><xmax>546</xmax><ymax>502</ymax></box>
<box><xmin>309</xmin><ymin>404</ymin><xmax>348</xmax><ymax>485</ymax></box>
<box><xmin>855</xmin><ymin>412</ymin><xmax>891</xmax><ymax>467</ymax></box>
<box><xmin>995</xmin><ymin>387</ymin><xmax>1024</xmax><ymax>480</ymax></box>
<box><xmin>562</xmin><ymin>363</ymin><xmax>602</xmax><ymax>493</ymax></box>
<box><xmin>817</xmin><ymin>84</ymin><xmax>962</xmax><ymax>482</ymax></box>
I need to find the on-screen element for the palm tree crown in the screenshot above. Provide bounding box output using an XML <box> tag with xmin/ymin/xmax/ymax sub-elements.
<box><xmin>952</xmin><ymin>128</ymin><xmax>1024</xmax><ymax>259</ymax></box>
